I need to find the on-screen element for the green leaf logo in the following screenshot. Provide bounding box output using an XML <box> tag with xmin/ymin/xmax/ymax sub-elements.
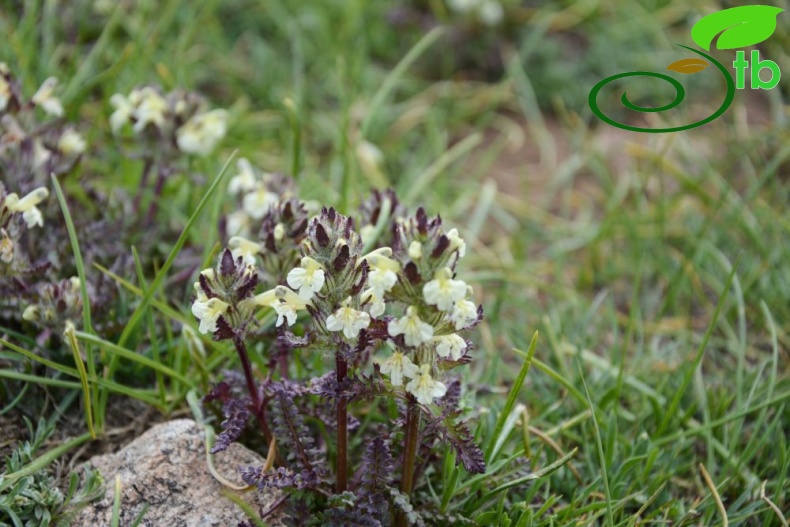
<box><xmin>691</xmin><ymin>5</ymin><xmax>783</xmax><ymax>51</ymax></box>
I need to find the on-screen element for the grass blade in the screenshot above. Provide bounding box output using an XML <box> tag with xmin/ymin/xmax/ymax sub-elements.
<box><xmin>50</xmin><ymin>173</ymin><xmax>99</xmax><ymax>424</ymax></box>
<box><xmin>361</xmin><ymin>26</ymin><xmax>445</xmax><ymax>137</ymax></box>
<box><xmin>657</xmin><ymin>254</ymin><xmax>740</xmax><ymax>434</ymax></box>
<box><xmin>579</xmin><ymin>364</ymin><xmax>614</xmax><ymax>527</ymax></box>
<box><xmin>64</xmin><ymin>322</ymin><xmax>97</xmax><ymax>439</ymax></box>
<box><xmin>75</xmin><ymin>331</ymin><xmax>195</xmax><ymax>388</ymax></box>
<box><xmin>486</xmin><ymin>331</ymin><xmax>538</xmax><ymax>463</ymax></box>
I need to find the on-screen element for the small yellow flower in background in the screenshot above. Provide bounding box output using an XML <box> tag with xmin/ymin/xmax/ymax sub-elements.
<box><xmin>287</xmin><ymin>256</ymin><xmax>326</xmax><ymax>300</ymax></box>
<box><xmin>191</xmin><ymin>297</ymin><xmax>230</xmax><ymax>334</ymax></box>
<box><xmin>109</xmin><ymin>93</ymin><xmax>134</xmax><ymax>133</ymax></box>
<box><xmin>361</xmin><ymin>287</ymin><xmax>386</xmax><ymax>317</ymax></box>
<box><xmin>434</xmin><ymin>334</ymin><xmax>467</xmax><ymax>360</ymax></box>
<box><xmin>4</xmin><ymin>187</ymin><xmax>49</xmax><ymax>228</ymax></box>
<box><xmin>31</xmin><ymin>77</ymin><xmax>63</xmax><ymax>117</ymax></box>
<box><xmin>273</xmin><ymin>223</ymin><xmax>285</xmax><ymax>241</ymax></box>
<box><xmin>478</xmin><ymin>0</ymin><xmax>504</xmax><ymax>26</ymax></box>
<box><xmin>388</xmin><ymin>305</ymin><xmax>434</xmax><ymax>347</ymax></box>
<box><xmin>228</xmin><ymin>158</ymin><xmax>259</xmax><ymax>195</ymax></box>
<box><xmin>32</xmin><ymin>140</ymin><xmax>51</xmax><ymax>170</ymax></box>
<box><xmin>225</xmin><ymin>210</ymin><xmax>252</xmax><ymax>238</ymax></box>
<box><xmin>446</xmin><ymin>228</ymin><xmax>466</xmax><ymax>258</ymax></box>
<box><xmin>57</xmin><ymin>128</ymin><xmax>87</xmax><ymax>156</ymax></box>
<box><xmin>358</xmin><ymin>224</ymin><xmax>376</xmax><ymax>245</ymax></box>
<box><xmin>378</xmin><ymin>350</ymin><xmax>419</xmax><ymax>387</ymax></box>
<box><xmin>447</xmin><ymin>0</ymin><xmax>503</xmax><ymax>26</ymax></box>
<box><xmin>408</xmin><ymin>241</ymin><xmax>422</xmax><ymax>260</ymax></box>
<box><xmin>326</xmin><ymin>297</ymin><xmax>371</xmax><ymax>339</ymax></box>
<box><xmin>449</xmin><ymin>298</ymin><xmax>477</xmax><ymax>330</ymax></box>
<box><xmin>406</xmin><ymin>364</ymin><xmax>447</xmax><ymax>405</ymax></box>
<box><xmin>242</xmin><ymin>185</ymin><xmax>279</xmax><ymax>220</ymax></box>
<box><xmin>355</xmin><ymin>140</ymin><xmax>388</xmax><ymax>188</ymax></box>
<box><xmin>0</xmin><ymin>76</ymin><xmax>10</xmax><ymax>112</ymax></box>
<box><xmin>228</xmin><ymin>236</ymin><xmax>263</xmax><ymax>267</ymax></box>
<box><xmin>181</xmin><ymin>324</ymin><xmax>206</xmax><ymax>359</ymax></box>
<box><xmin>423</xmin><ymin>267</ymin><xmax>467</xmax><ymax>311</ymax></box>
<box><xmin>176</xmin><ymin>109</ymin><xmax>228</xmax><ymax>155</ymax></box>
<box><xmin>132</xmin><ymin>87</ymin><xmax>168</xmax><ymax>133</ymax></box>
<box><xmin>0</xmin><ymin>229</ymin><xmax>14</xmax><ymax>263</ymax></box>
<box><xmin>22</xmin><ymin>305</ymin><xmax>40</xmax><ymax>321</ymax></box>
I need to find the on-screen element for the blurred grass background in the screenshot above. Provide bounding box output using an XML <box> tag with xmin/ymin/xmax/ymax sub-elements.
<box><xmin>1</xmin><ymin>0</ymin><xmax>789</xmax><ymax>524</ymax></box>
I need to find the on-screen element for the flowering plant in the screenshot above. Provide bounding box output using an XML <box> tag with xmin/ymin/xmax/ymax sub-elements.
<box><xmin>196</xmin><ymin>181</ymin><xmax>485</xmax><ymax>525</ymax></box>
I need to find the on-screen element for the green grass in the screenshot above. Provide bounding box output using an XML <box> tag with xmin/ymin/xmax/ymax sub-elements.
<box><xmin>1</xmin><ymin>0</ymin><xmax>789</xmax><ymax>525</ymax></box>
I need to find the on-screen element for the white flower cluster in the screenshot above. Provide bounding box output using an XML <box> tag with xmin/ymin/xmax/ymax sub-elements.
<box><xmin>109</xmin><ymin>87</ymin><xmax>227</xmax><ymax>156</ymax></box>
<box><xmin>447</xmin><ymin>0</ymin><xmax>504</xmax><ymax>26</ymax></box>
<box><xmin>189</xmin><ymin>202</ymin><xmax>476</xmax><ymax>408</ymax></box>
<box><xmin>373</xmin><ymin>228</ymin><xmax>474</xmax><ymax>406</ymax></box>
<box><xmin>1</xmin><ymin>67</ymin><xmax>87</xmax><ymax>164</ymax></box>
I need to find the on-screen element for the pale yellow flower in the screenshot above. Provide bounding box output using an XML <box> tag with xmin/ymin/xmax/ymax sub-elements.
<box><xmin>22</xmin><ymin>305</ymin><xmax>40</xmax><ymax>321</ymax></box>
<box><xmin>388</xmin><ymin>306</ymin><xmax>434</xmax><ymax>347</ymax></box>
<box><xmin>191</xmin><ymin>297</ymin><xmax>229</xmax><ymax>334</ymax></box>
<box><xmin>4</xmin><ymin>187</ymin><xmax>49</xmax><ymax>229</ymax></box>
<box><xmin>109</xmin><ymin>93</ymin><xmax>133</xmax><ymax>133</ymax></box>
<box><xmin>363</xmin><ymin>248</ymin><xmax>400</xmax><ymax>297</ymax></box>
<box><xmin>58</xmin><ymin>128</ymin><xmax>87</xmax><ymax>156</ymax></box>
<box><xmin>378</xmin><ymin>351</ymin><xmax>419</xmax><ymax>387</ymax></box>
<box><xmin>434</xmin><ymin>334</ymin><xmax>467</xmax><ymax>360</ymax></box>
<box><xmin>176</xmin><ymin>109</ymin><xmax>228</xmax><ymax>155</ymax></box>
<box><xmin>449</xmin><ymin>298</ymin><xmax>477</xmax><ymax>330</ymax></box>
<box><xmin>0</xmin><ymin>229</ymin><xmax>13</xmax><ymax>263</ymax></box>
<box><xmin>0</xmin><ymin>76</ymin><xmax>10</xmax><ymax>112</ymax></box>
<box><xmin>266</xmin><ymin>285</ymin><xmax>310</xmax><ymax>327</ymax></box>
<box><xmin>228</xmin><ymin>236</ymin><xmax>263</xmax><ymax>267</ymax></box>
<box><xmin>361</xmin><ymin>287</ymin><xmax>386</xmax><ymax>317</ymax></box>
<box><xmin>423</xmin><ymin>267</ymin><xmax>467</xmax><ymax>311</ymax></box>
<box><xmin>226</xmin><ymin>210</ymin><xmax>252</xmax><ymax>238</ymax></box>
<box><xmin>132</xmin><ymin>87</ymin><xmax>168</xmax><ymax>132</ymax></box>
<box><xmin>408</xmin><ymin>241</ymin><xmax>422</xmax><ymax>260</ymax></box>
<box><xmin>326</xmin><ymin>298</ymin><xmax>371</xmax><ymax>339</ymax></box>
<box><xmin>228</xmin><ymin>158</ymin><xmax>259</xmax><ymax>195</ymax></box>
<box><xmin>446</xmin><ymin>228</ymin><xmax>466</xmax><ymax>258</ymax></box>
<box><xmin>31</xmin><ymin>77</ymin><xmax>63</xmax><ymax>117</ymax></box>
<box><xmin>406</xmin><ymin>364</ymin><xmax>447</xmax><ymax>405</ymax></box>
<box><xmin>286</xmin><ymin>256</ymin><xmax>326</xmax><ymax>300</ymax></box>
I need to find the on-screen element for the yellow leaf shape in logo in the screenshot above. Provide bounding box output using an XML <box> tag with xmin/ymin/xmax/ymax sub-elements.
<box><xmin>666</xmin><ymin>58</ymin><xmax>709</xmax><ymax>74</ymax></box>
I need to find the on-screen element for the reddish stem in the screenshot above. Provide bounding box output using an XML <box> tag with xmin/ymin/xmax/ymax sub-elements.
<box><xmin>336</xmin><ymin>353</ymin><xmax>348</xmax><ymax>493</ymax></box>
<box><xmin>232</xmin><ymin>336</ymin><xmax>272</xmax><ymax>443</ymax></box>
<box><xmin>396</xmin><ymin>396</ymin><xmax>420</xmax><ymax>527</ymax></box>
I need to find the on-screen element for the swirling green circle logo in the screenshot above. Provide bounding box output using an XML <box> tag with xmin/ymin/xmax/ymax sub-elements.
<box><xmin>588</xmin><ymin>46</ymin><xmax>734</xmax><ymax>133</ymax></box>
<box><xmin>588</xmin><ymin>5</ymin><xmax>783</xmax><ymax>133</ymax></box>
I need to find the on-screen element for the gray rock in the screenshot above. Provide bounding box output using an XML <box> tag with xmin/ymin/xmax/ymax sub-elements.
<box><xmin>70</xmin><ymin>419</ymin><xmax>280</xmax><ymax>526</ymax></box>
